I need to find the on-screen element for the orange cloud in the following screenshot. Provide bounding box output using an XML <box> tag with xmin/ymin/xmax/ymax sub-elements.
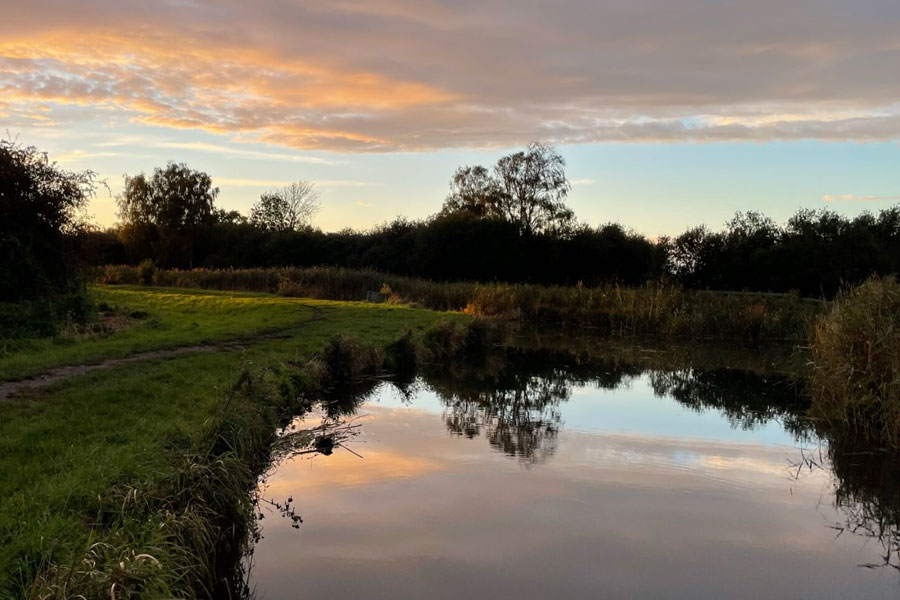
<box><xmin>0</xmin><ymin>28</ymin><xmax>456</xmax><ymax>151</ymax></box>
<box><xmin>2</xmin><ymin>1</ymin><xmax>900</xmax><ymax>151</ymax></box>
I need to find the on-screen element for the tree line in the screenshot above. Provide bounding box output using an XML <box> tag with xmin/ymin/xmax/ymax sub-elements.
<box><xmin>8</xmin><ymin>137</ymin><xmax>900</xmax><ymax>310</ymax></box>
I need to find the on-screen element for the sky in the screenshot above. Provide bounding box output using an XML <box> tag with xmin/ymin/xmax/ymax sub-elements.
<box><xmin>2</xmin><ymin>0</ymin><xmax>899</xmax><ymax>236</ymax></box>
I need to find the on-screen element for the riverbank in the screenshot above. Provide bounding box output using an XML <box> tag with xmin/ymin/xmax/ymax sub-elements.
<box><xmin>0</xmin><ymin>286</ymin><xmax>466</xmax><ymax>598</ymax></box>
<box><xmin>92</xmin><ymin>266</ymin><xmax>823</xmax><ymax>342</ymax></box>
<box><xmin>0</xmin><ymin>283</ymin><xmax>824</xmax><ymax>597</ymax></box>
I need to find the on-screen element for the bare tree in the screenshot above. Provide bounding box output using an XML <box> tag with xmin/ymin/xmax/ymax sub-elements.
<box><xmin>250</xmin><ymin>181</ymin><xmax>320</xmax><ymax>231</ymax></box>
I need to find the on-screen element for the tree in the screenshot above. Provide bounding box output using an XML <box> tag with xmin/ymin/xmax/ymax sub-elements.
<box><xmin>668</xmin><ymin>226</ymin><xmax>722</xmax><ymax>287</ymax></box>
<box><xmin>493</xmin><ymin>142</ymin><xmax>573</xmax><ymax>236</ymax></box>
<box><xmin>0</xmin><ymin>139</ymin><xmax>96</xmax><ymax>302</ymax></box>
<box><xmin>441</xmin><ymin>165</ymin><xmax>502</xmax><ymax>219</ymax></box>
<box><xmin>250</xmin><ymin>181</ymin><xmax>320</xmax><ymax>231</ymax></box>
<box><xmin>725</xmin><ymin>211</ymin><xmax>778</xmax><ymax>245</ymax></box>
<box><xmin>117</xmin><ymin>162</ymin><xmax>219</xmax><ymax>267</ymax></box>
<box><xmin>440</xmin><ymin>142</ymin><xmax>574</xmax><ymax>236</ymax></box>
<box><xmin>215</xmin><ymin>208</ymin><xmax>248</xmax><ymax>225</ymax></box>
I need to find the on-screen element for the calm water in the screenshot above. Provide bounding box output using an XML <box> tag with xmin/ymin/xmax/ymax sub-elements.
<box><xmin>248</xmin><ymin>352</ymin><xmax>900</xmax><ymax>599</ymax></box>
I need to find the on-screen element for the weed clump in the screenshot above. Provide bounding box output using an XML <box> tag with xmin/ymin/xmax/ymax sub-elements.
<box><xmin>809</xmin><ymin>276</ymin><xmax>900</xmax><ymax>447</ymax></box>
<box><xmin>385</xmin><ymin>330</ymin><xmax>428</xmax><ymax>376</ymax></box>
<box><xmin>424</xmin><ymin>319</ymin><xmax>468</xmax><ymax>359</ymax></box>
<box><xmin>321</xmin><ymin>334</ymin><xmax>382</xmax><ymax>385</ymax></box>
<box><xmin>137</xmin><ymin>259</ymin><xmax>156</xmax><ymax>286</ymax></box>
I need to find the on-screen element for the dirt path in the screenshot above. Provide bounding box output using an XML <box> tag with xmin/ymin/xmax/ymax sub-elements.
<box><xmin>0</xmin><ymin>304</ymin><xmax>324</xmax><ymax>402</ymax></box>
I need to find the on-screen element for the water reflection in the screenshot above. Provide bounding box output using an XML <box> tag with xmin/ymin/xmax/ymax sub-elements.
<box><xmin>249</xmin><ymin>346</ymin><xmax>900</xmax><ymax>599</ymax></box>
<box><xmin>424</xmin><ymin>349</ymin><xmax>809</xmax><ymax>465</ymax></box>
<box><xmin>796</xmin><ymin>436</ymin><xmax>900</xmax><ymax>572</ymax></box>
<box><xmin>649</xmin><ymin>368</ymin><xmax>810</xmax><ymax>436</ymax></box>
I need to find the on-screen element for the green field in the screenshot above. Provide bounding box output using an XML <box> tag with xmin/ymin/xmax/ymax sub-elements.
<box><xmin>0</xmin><ymin>286</ymin><xmax>462</xmax><ymax>598</ymax></box>
<box><xmin>1</xmin><ymin>286</ymin><xmax>326</xmax><ymax>380</ymax></box>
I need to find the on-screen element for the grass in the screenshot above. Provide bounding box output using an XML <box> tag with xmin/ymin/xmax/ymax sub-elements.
<box><xmin>0</xmin><ymin>286</ymin><xmax>465</xmax><ymax>598</ymax></box>
<box><xmin>91</xmin><ymin>265</ymin><xmax>823</xmax><ymax>341</ymax></box>
<box><xmin>809</xmin><ymin>276</ymin><xmax>900</xmax><ymax>448</ymax></box>
<box><xmin>0</xmin><ymin>279</ymin><xmax>825</xmax><ymax>596</ymax></box>
<box><xmin>0</xmin><ymin>286</ymin><xmax>321</xmax><ymax>380</ymax></box>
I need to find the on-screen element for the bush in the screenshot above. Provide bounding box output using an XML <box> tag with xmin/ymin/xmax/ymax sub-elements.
<box><xmin>809</xmin><ymin>276</ymin><xmax>900</xmax><ymax>447</ymax></box>
<box><xmin>320</xmin><ymin>335</ymin><xmax>382</xmax><ymax>385</ymax></box>
<box><xmin>0</xmin><ymin>292</ymin><xmax>93</xmax><ymax>340</ymax></box>
<box><xmin>1</xmin><ymin>140</ymin><xmax>96</xmax><ymax>336</ymax></box>
<box><xmin>0</xmin><ymin>140</ymin><xmax>95</xmax><ymax>302</ymax></box>
<box><xmin>138</xmin><ymin>259</ymin><xmax>157</xmax><ymax>286</ymax></box>
<box><xmin>385</xmin><ymin>331</ymin><xmax>428</xmax><ymax>376</ymax></box>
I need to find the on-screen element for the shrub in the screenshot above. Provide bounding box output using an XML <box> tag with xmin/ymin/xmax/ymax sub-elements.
<box><xmin>320</xmin><ymin>335</ymin><xmax>382</xmax><ymax>385</ymax></box>
<box><xmin>138</xmin><ymin>259</ymin><xmax>157</xmax><ymax>286</ymax></box>
<box><xmin>424</xmin><ymin>319</ymin><xmax>468</xmax><ymax>360</ymax></box>
<box><xmin>0</xmin><ymin>140</ymin><xmax>96</xmax><ymax>303</ymax></box>
<box><xmin>385</xmin><ymin>330</ymin><xmax>428</xmax><ymax>376</ymax></box>
<box><xmin>1</xmin><ymin>141</ymin><xmax>96</xmax><ymax>336</ymax></box>
<box><xmin>809</xmin><ymin>276</ymin><xmax>900</xmax><ymax>447</ymax></box>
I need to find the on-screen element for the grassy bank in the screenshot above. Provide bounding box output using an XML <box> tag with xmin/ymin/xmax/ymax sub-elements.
<box><xmin>0</xmin><ymin>281</ymin><xmax>824</xmax><ymax>596</ymax></box>
<box><xmin>92</xmin><ymin>265</ymin><xmax>822</xmax><ymax>341</ymax></box>
<box><xmin>0</xmin><ymin>286</ymin><xmax>326</xmax><ymax>380</ymax></box>
<box><xmin>0</xmin><ymin>286</ymin><xmax>466</xmax><ymax>598</ymax></box>
<box><xmin>809</xmin><ymin>276</ymin><xmax>900</xmax><ymax>448</ymax></box>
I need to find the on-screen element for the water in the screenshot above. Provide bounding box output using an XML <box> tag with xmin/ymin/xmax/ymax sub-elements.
<box><xmin>248</xmin><ymin>350</ymin><xmax>900</xmax><ymax>599</ymax></box>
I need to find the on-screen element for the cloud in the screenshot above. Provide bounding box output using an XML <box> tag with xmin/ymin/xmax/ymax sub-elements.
<box><xmin>214</xmin><ymin>177</ymin><xmax>293</xmax><ymax>187</ymax></box>
<box><xmin>2</xmin><ymin>0</ymin><xmax>900</xmax><ymax>151</ymax></box>
<box><xmin>215</xmin><ymin>177</ymin><xmax>370</xmax><ymax>188</ymax></box>
<box><xmin>823</xmin><ymin>193</ymin><xmax>900</xmax><ymax>203</ymax></box>
<box><xmin>318</xmin><ymin>180</ymin><xmax>372</xmax><ymax>188</ymax></box>
<box><xmin>54</xmin><ymin>149</ymin><xmax>122</xmax><ymax>163</ymax></box>
<box><xmin>155</xmin><ymin>142</ymin><xmax>337</xmax><ymax>164</ymax></box>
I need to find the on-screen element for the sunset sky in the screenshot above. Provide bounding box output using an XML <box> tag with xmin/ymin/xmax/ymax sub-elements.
<box><xmin>2</xmin><ymin>0</ymin><xmax>899</xmax><ymax>235</ymax></box>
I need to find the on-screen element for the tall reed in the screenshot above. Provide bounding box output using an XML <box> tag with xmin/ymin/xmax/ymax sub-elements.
<box><xmin>809</xmin><ymin>276</ymin><xmax>900</xmax><ymax>448</ymax></box>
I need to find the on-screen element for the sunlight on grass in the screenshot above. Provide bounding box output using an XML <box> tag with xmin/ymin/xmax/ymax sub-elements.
<box><xmin>0</xmin><ymin>285</ymin><xmax>460</xmax><ymax>596</ymax></box>
<box><xmin>0</xmin><ymin>286</ymin><xmax>322</xmax><ymax>380</ymax></box>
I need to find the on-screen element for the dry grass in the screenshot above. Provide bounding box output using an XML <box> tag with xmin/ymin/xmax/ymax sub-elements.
<box><xmin>91</xmin><ymin>266</ymin><xmax>820</xmax><ymax>341</ymax></box>
<box><xmin>809</xmin><ymin>276</ymin><xmax>900</xmax><ymax>447</ymax></box>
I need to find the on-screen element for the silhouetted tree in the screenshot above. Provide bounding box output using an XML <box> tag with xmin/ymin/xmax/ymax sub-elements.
<box><xmin>116</xmin><ymin>162</ymin><xmax>219</xmax><ymax>267</ymax></box>
<box><xmin>441</xmin><ymin>142</ymin><xmax>574</xmax><ymax>235</ymax></box>
<box><xmin>250</xmin><ymin>181</ymin><xmax>320</xmax><ymax>231</ymax></box>
<box><xmin>0</xmin><ymin>139</ymin><xmax>96</xmax><ymax>303</ymax></box>
<box><xmin>494</xmin><ymin>142</ymin><xmax>573</xmax><ymax>235</ymax></box>
<box><xmin>441</xmin><ymin>165</ymin><xmax>503</xmax><ymax>219</ymax></box>
<box><xmin>215</xmin><ymin>208</ymin><xmax>247</xmax><ymax>225</ymax></box>
<box><xmin>667</xmin><ymin>226</ymin><xmax>721</xmax><ymax>287</ymax></box>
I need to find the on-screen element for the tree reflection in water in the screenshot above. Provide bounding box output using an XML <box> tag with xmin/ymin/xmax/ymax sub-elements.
<box><xmin>649</xmin><ymin>368</ymin><xmax>811</xmax><ymax>437</ymax></box>
<box><xmin>424</xmin><ymin>349</ymin><xmax>900</xmax><ymax>575</ymax></box>
<box><xmin>423</xmin><ymin>348</ymin><xmax>809</xmax><ymax>466</ymax></box>
<box><xmin>437</xmin><ymin>374</ymin><xmax>565</xmax><ymax>466</ymax></box>
<box><xmin>294</xmin><ymin>342</ymin><xmax>900</xmax><ymax>577</ymax></box>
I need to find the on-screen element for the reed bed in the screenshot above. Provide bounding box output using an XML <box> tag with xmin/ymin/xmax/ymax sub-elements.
<box><xmin>92</xmin><ymin>265</ymin><xmax>820</xmax><ymax>341</ymax></box>
<box><xmin>809</xmin><ymin>276</ymin><xmax>900</xmax><ymax>448</ymax></box>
